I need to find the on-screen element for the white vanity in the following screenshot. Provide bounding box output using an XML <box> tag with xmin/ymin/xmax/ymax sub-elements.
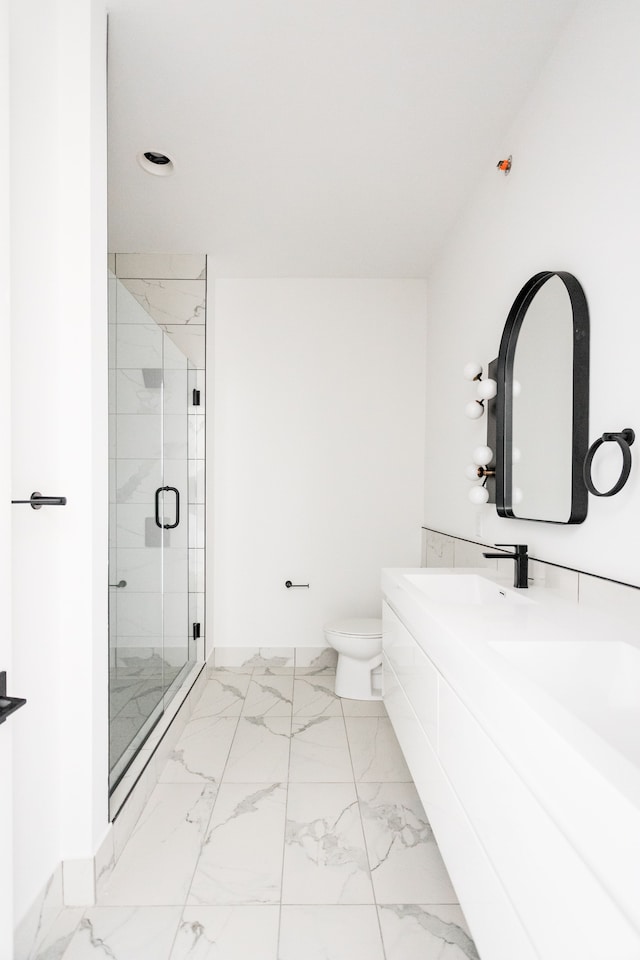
<box><xmin>382</xmin><ymin>567</ymin><xmax>640</xmax><ymax>960</ymax></box>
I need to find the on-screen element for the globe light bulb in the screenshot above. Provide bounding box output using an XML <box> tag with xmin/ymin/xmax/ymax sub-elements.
<box><xmin>476</xmin><ymin>378</ymin><xmax>497</xmax><ymax>401</ymax></box>
<box><xmin>468</xmin><ymin>485</ymin><xmax>490</xmax><ymax>505</ymax></box>
<box><xmin>463</xmin><ymin>361</ymin><xmax>483</xmax><ymax>381</ymax></box>
<box><xmin>473</xmin><ymin>445</ymin><xmax>493</xmax><ymax>467</ymax></box>
<box><xmin>464</xmin><ymin>400</ymin><xmax>484</xmax><ymax>420</ymax></box>
<box><xmin>465</xmin><ymin>464</ymin><xmax>481</xmax><ymax>480</ymax></box>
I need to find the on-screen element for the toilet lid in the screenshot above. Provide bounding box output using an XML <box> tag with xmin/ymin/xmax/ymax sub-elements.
<box><xmin>325</xmin><ymin>617</ymin><xmax>382</xmax><ymax>638</ymax></box>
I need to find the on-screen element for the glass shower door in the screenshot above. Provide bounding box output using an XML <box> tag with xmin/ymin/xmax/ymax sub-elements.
<box><xmin>108</xmin><ymin>276</ymin><xmax>198</xmax><ymax>793</ymax></box>
<box><xmin>109</xmin><ymin>278</ymin><xmax>166</xmax><ymax>788</ymax></box>
<box><xmin>159</xmin><ymin>331</ymin><xmax>191</xmax><ymax>703</ymax></box>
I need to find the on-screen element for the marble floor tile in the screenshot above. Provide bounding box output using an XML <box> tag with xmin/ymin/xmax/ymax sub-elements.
<box><xmin>358</xmin><ymin>782</ymin><xmax>458</xmax><ymax>903</ymax></box>
<box><xmin>208</xmin><ymin>664</ymin><xmax>255</xmax><ymax>676</ymax></box>
<box><xmin>31</xmin><ymin>907</ymin><xmax>84</xmax><ymax>960</ymax></box>
<box><xmin>345</xmin><ymin>718</ymin><xmax>411</xmax><ymax>782</ymax></box>
<box><xmin>293</xmin><ymin>676</ymin><xmax>342</xmax><ymax>717</ymax></box>
<box><xmin>377</xmin><ymin>904</ymin><xmax>480</xmax><ymax>960</ymax></box>
<box><xmin>282</xmin><ymin>782</ymin><xmax>374</xmax><ymax>904</ymax></box>
<box><xmin>98</xmin><ymin>784</ymin><xmax>216</xmax><ymax>905</ymax></box>
<box><xmin>294</xmin><ymin>647</ymin><xmax>338</xmax><ymax>674</ymax></box>
<box><xmin>254</xmin><ymin>664</ymin><xmax>296</xmax><ymax>676</ymax></box>
<box><xmin>278</xmin><ymin>905</ymin><xmax>385</xmax><ymax>960</ymax></box>
<box><xmin>159</xmin><ymin>716</ymin><xmax>238</xmax><ymax>784</ymax></box>
<box><xmin>289</xmin><ymin>717</ymin><xmax>353</xmax><ymax>782</ymax></box>
<box><xmin>215</xmin><ymin>648</ymin><xmax>295</xmax><ymax>673</ymax></box>
<box><xmin>246</xmin><ymin>648</ymin><xmax>295</xmax><ymax>673</ymax></box>
<box><xmin>188</xmin><ymin>783</ymin><xmax>286</xmax><ymax>905</ymax></box>
<box><xmin>94</xmin><ymin>645</ymin><xmax>470</xmax><ymax>960</ymax></box>
<box><xmin>191</xmin><ymin>674</ymin><xmax>251</xmax><ymax>718</ymax></box>
<box><xmin>170</xmin><ymin>905</ymin><xmax>279</xmax><ymax>959</ymax></box>
<box><xmin>241</xmin><ymin>675</ymin><xmax>294</xmax><ymax>717</ymax></box>
<box><xmin>60</xmin><ymin>906</ymin><xmax>183</xmax><ymax>960</ymax></box>
<box><xmin>340</xmin><ymin>697</ymin><xmax>387</xmax><ymax>718</ymax></box>
<box><xmin>223</xmin><ymin>716</ymin><xmax>291</xmax><ymax>782</ymax></box>
<box><xmin>110</xmin><ymin>713</ymin><xmax>156</xmax><ymax>770</ymax></box>
<box><xmin>109</xmin><ymin>678</ymin><xmax>152</xmax><ymax>717</ymax></box>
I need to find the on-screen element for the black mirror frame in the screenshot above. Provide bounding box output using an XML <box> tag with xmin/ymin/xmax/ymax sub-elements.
<box><xmin>496</xmin><ymin>271</ymin><xmax>590</xmax><ymax>524</ymax></box>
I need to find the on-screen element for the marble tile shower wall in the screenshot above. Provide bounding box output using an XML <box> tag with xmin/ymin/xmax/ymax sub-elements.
<box><xmin>422</xmin><ymin>527</ymin><xmax>640</xmax><ymax>608</ymax></box>
<box><xmin>109</xmin><ymin>254</ymin><xmax>206</xmax><ymax>670</ymax></box>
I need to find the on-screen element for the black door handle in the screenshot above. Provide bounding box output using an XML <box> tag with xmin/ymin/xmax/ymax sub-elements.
<box><xmin>154</xmin><ymin>486</ymin><xmax>180</xmax><ymax>529</ymax></box>
<box><xmin>164</xmin><ymin>486</ymin><xmax>180</xmax><ymax>529</ymax></box>
<box><xmin>0</xmin><ymin>672</ymin><xmax>26</xmax><ymax>725</ymax></box>
<box><xmin>11</xmin><ymin>491</ymin><xmax>67</xmax><ymax>509</ymax></box>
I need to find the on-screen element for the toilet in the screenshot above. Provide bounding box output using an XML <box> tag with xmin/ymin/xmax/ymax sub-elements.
<box><xmin>324</xmin><ymin>618</ymin><xmax>383</xmax><ymax>700</ymax></box>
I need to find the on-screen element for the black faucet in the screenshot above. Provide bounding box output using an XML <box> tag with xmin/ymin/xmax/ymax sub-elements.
<box><xmin>482</xmin><ymin>543</ymin><xmax>529</xmax><ymax>589</ymax></box>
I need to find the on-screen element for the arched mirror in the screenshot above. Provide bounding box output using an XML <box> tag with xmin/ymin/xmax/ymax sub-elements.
<box><xmin>496</xmin><ymin>271</ymin><xmax>589</xmax><ymax>523</ymax></box>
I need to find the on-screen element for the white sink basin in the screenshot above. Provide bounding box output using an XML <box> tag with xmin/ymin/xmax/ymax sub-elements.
<box><xmin>404</xmin><ymin>573</ymin><xmax>532</xmax><ymax>606</ymax></box>
<box><xmin>489</xmin><ymin>639</ymin><xmax>640</xmax><ymax>766</ymax></box>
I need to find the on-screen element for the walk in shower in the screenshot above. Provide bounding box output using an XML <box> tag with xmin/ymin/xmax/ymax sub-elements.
<box><xmin>108</xmin><ymin>254</ymin><xmax>206</xmax><ymax>798</ymax></box>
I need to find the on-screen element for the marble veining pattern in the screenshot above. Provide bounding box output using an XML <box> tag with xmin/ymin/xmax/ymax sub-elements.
<box><xmin>188</xmin><ymin>783</ymin><xmax>287</xmax><ymax>905</ymax></box>
<box><xmin>242</xmin><ymin>675</ymin><xmax>294</xmax><ymax>717</ymax></box>
<box><xmin>171</xmin><ymin>906</ymin><xmax>279</xmax><ymax>959</ymax></box>
<box><xmin>358</xmin><ymin>782</ymin><xmax>458</xmax><ymax>903</ymax></box>
<box><xmin>378</xmin><ymin>904</ymin><xmax>481</xmax><ymax>960</ymax></box>
<box><xmin>292</xmin><ymin>676</ymin><xmax>342</xmax><ymax>717</ymax></box>
<box><xmin>47</xmin><ymin>655</ymin><xmax>478</xmax><ymax>959</ymax></box>
<box><xmin>283</xmin><ymin>783</ymin><xmax>374</xmax><ymax>904</ymax></box>
<box><xmin>60</xmin><ymin>907</ymin><xmax>183</xmax><ymax>960</ymax></box>
<box><xmin>120</xmin><ymin>279</ymin><xmax>206</xmax><ymax>327</ymax></box>
<box><xmin>345</xmin><ymin>717</ymin><xmax>412</xmax><ymax>782</ymax></box>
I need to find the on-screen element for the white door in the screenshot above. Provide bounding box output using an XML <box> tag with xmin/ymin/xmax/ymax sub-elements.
<box><xmin>0</xmin><ymin>0</ymin><xmax>14</xmax><ymax>955</ymax></box>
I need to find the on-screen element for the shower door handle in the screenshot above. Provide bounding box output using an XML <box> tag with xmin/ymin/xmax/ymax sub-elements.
<box><xmin>154</xmin><ymin>486</ymin><xmax>180</xmax><ymax>529</ymax></box>
<box><xmin>164</xmin><ymin>486</ymin><xmax>180</xmax><ymax>529</ymax></box>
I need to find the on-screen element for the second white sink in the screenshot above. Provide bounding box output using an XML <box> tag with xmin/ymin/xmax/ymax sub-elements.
<box><xmin>489</xmin><ymin>639</ymin><xmax>640</xmax><ymax>766</ymax></box>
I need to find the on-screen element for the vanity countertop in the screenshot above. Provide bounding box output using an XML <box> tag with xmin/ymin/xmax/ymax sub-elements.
<box><xmin>382</xmin><ymin>566</ymin><xmax>640</xmax><ymax>933</ymax></box>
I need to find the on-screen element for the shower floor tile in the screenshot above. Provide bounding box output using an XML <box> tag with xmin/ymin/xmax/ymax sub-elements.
<box><xmin>54</xmin><ymin>662</ymin><xmax>479</xmax><ymax>959</ymax></box>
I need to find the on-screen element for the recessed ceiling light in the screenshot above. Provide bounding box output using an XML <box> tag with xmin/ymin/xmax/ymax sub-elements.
<box><xmin>137</xmin><ymin>151</ymin><xmax>175</xmax><ymax>176</ymax></box>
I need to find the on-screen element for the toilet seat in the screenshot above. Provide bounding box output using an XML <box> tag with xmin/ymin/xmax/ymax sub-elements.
<box><xmin>325</xmin><ymin>618</ymin><xmax>382</xmax><ymax>639</ymax></box>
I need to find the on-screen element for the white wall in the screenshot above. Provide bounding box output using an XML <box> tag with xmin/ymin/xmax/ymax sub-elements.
<box><xmin>424</xmin><ymin>0</ymin><xmax>640</xmax><ymax>585</ymax></box>
<box><xmin>0</xmin><ymin>0</ymin><xmax>13</xmax><ymax>954</ymax></box>
<box><xmin>211</xmin><ymin>279</ymin><xmax>426</xmax><ymax>649</ymax></box>
<box><xmin>10</xmin><ymin>0</ymin><xmax>108</xmax><ymax>927</ymax></box>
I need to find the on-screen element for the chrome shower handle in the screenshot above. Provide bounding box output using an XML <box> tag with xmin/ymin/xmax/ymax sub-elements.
<box><xmin>109</xmin><ymin>580</ymin><xmax>127</xmax><ymax>588</ymax></box>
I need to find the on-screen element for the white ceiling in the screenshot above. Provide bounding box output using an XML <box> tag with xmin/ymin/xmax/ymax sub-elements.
<box><xmin>107</xmin><ymin>0</ymin><xmax>578</xmax><ymax>277</ymax></box>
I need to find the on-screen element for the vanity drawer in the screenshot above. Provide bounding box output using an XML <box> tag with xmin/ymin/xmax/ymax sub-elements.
<box><xmin>383</xmin><ymin>652</ymin><xmax>537</xmax><ymax>960</ymax></box>
<box><xmin>438</xmin><ymin>678</ymin><xmax>640</xmax><ymax>960</ymax></box>
<box><xmin>383</xmin><ymin>601</ymin><xmax>438</xmax><ymax>746</ymax></box>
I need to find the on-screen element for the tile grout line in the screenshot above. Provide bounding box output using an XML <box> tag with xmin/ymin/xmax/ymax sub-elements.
<box><xmin>276</xmin><ymin>661</ymin><xmax>295</xmax><ymax>956</ymax></box>
<box><xmin>342</xmin><ymin>698</ymin><xmax>389</xmax><ymax>960</ymax></box>
<box><xmin>165</xmin><ymin>671</ymin><xmax>249</xmax><ymax>954</ymax></box>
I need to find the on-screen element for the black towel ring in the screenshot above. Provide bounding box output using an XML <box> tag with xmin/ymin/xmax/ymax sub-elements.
<box><xmin>583</xmin><ymin>428</ymin><xmax>635</xmax><ymax>497</ymax></box>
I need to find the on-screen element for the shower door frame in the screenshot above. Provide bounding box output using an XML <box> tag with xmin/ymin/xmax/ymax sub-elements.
<box><xmin>107</xmin><ymin>260</ymin><xmax>205</xmax><ymax>811</ymax></box>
